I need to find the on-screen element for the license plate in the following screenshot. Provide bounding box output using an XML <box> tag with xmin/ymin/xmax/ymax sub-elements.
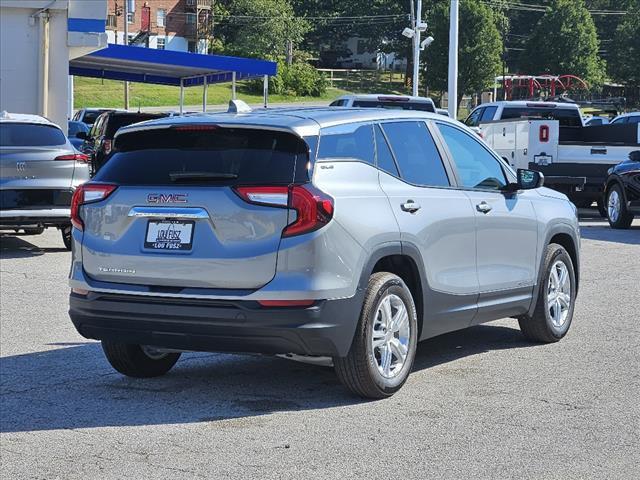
<box><xmin>534</xmin><ymin>154</ymin><xmax>553</xmax><ymax>166</ymax></box>
<box><xmin>145</xmin><ymin>220</ymin><xmax>194</xmax><ymax>250</ymax></box>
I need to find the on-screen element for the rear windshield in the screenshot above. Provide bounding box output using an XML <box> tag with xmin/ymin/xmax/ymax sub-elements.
<box><xmin>96</xmin><ymin>127</ymin><xmax>310</xmax><ymax>186</ymax></box>
<box><xmin>501</xmin><ymin>107</ymin><xmax>582</xmax><ymax>127</ymax></box>
<box><xmin>352</xmin><ymin>100</ymin><xmax>435</xmax><ymax>113</ymax></box>
<box><xmin>0</xmin><ymin>123</ymin><xmax>66</xmax><ymax>146</ymax></box>
<box><xmin>106</xmin><ymin>114</ymin><xmax>165</xmax><ymax>137</ymax></box>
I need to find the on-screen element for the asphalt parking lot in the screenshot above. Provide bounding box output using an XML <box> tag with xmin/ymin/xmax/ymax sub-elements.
<box><xmin>1</xmin><ymin>212</ymin><xmax>638</xmax><ymax>479</ymax></box>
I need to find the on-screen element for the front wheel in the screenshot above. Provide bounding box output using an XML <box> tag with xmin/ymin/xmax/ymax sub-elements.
<box><xmin>518</xmin><ymin>243</ymin><xmax>576</xmax><ymax>343</ymax></box>
<box><xmin>606</xmin><ymin>184</ymin><xmax>634</xmax><ymax>229</ymax></box>
<box><xmin>334</xmin><ymin>272</ymin><xmax>418</xmax><ymax>399</ymax></box>
<box><xmin>101</xmin><ymin>341</ymin><xmax>181</xmax><ymax>378</ymax></box>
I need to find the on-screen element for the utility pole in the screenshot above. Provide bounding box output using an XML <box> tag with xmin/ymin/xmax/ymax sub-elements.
<box><xmin>411</xmin><ymin>0</ymin><xmax>422</xmax><ymax>97</ymax></box>
<box><xmin>123</xmin><ymin>0</ymin><xmax>129</xmax><ymax>110</ymax></box>
<box><xmin>402</xmin><ymin>1</ymin><xmax>427</xmax><ymax>96</ymax></box>
<box><xmin>447</xmin><ymin>0</ymin><xmax>459</xmax><ymax>119</ymax></box>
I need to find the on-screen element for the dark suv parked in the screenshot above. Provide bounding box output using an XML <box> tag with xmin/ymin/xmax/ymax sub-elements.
<box><xmin>604</xmin><ymin>150</ymin><xmax>640</xmax><ymax>229</ymax></box>
<box><xmin>79</xmin><ymin>111</ymin><xmax>168</xmax><ymax>174</ymax></box>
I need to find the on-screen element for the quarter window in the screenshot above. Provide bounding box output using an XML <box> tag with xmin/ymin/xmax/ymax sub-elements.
<box><xmin>318</xmin><ymin>123</ymin><xmax>374</xmax><ymax>165</ymax></box>
<box><xmin>438</xmin><ymin>124</ymin><xmax>507</xmax><ymax>190</ymax></box>
<box><xmin>381</xmin><ymin>121</ymin><xmax>449</xmax><ymax>187</ymax></box>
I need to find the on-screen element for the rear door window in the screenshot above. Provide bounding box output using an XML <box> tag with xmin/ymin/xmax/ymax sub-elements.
<box><xmin>0</xmin><ymin>123</ymin><xmax>66</xmax><ymax>146</ymax></box>
<box><xmin>317</xmin><ymin>123</ymin><xmax>374</xmax><ymax>165</ymax></box>
<box><xmin>98</xmin><ymin>127</ymin><xmax>310</xmax><ymax>185</ymax></box>
<box><xmin>480</xmin><ymin>106</ymin><xmax>498</xmax><ymax>122</ymax></box>
<box><xmin>381</xmin><ymin>121</ymin><xmax>450</xmax><ymax>187</ymax></box>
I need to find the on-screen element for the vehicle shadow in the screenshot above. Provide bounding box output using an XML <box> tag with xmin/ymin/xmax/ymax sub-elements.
<box><xmin>0</xmin><ymin>234</ymin><xmax>67</xmax><ymax>259</ymax></box>
<box><xmin>0</xmin><ymin>324</ymin><xmax>534</xmax><ymax>433</ymax></box>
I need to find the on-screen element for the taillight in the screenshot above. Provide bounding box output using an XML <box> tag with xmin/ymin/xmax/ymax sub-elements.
<box><xmin>234</xmin><ymin>185</ymin><xmax>334</xmax><ymax>237</ymax></box>
<box><xmin>284</xmin><ymin>185</ymin><xmax>333</xmax><ymax>237</ymax></box>
<box><xmin>55</xmin><ymin>153</ymin><xmax>89</xmax><ymax>163</ymax></box>
<box><xmin>70</xmin><ymin>183</ymin><xmax>117</xmax><ymax>230</ymax></box>
<box><xmin>102</xmin><ymin>139</ymin><xmax>112</xmax><ymax>155</ymax></box>
<box><xmin>539</xmin><ymin>125</ymin><xmax>550</xmax><ymax>142</ymax></box>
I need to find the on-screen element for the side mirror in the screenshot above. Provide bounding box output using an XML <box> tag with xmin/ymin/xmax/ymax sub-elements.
<box><xmin>629</xmin><ymin>150</ymin><xmax>640</xmax><ymax>162</ymax></box>
<box><xmin>76</xmin><ymin>131</ymin><xmax>88</xmax><ymax>140</ymax></box>
<box><xmin>517</xmin><ymin>168</ymin><xmax>544</xmax><ymax>190</ymax></box>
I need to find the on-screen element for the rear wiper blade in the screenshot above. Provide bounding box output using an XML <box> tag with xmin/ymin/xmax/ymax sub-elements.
<box><xmin>169</xmin><ymin>172</ymin><xmax>238</xmax><ymax>182</ymax></box>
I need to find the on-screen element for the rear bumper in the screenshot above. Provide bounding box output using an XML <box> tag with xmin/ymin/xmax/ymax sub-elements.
<box><xmin>69</xmin><ymin>291</ymin><xmax>363</xmax><ymax>357</ymax></box>
<box><xmin>0</xmin><ymin>208</ymin><xmax>70</xmax><ymax>228</ymax></box>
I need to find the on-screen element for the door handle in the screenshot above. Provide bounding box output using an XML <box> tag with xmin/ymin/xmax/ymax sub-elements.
<box><xmin>476</xmin><ymin>201</ymin><xmax>492</xmax><ymax>214</ymax></box>
<box><xmin>401</xmin><ymin>201</ymin><xmax>421</xmax><ymax>213</ymax></box>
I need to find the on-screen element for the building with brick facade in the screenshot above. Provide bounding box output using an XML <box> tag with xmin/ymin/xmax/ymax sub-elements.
<box><xmin>105</xmin><ymin>0</ymin><xmax>212</xmax><ymax>53</ymax></box>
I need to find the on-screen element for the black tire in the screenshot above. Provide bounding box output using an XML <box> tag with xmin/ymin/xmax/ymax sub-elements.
<box><xmin>333</xmin><ymin>272</ymin><xmax>418</xmax><ymax>399</ymax></box>
<box><xmin>61</xmin><ymin>226</ymin><xmax>72</xmax><ymax>250</ymax></box>
<box><xmin>518</xmin><ymin>243</ymin><xmax>576</xmax><ymax>343</ymax></box>
<box><xmin>22</xmin><ymin>227</ymin><xmax>45</xmax><ymax>235</ymax></box>
<box><xmin>606</xmin><ymin>184</ymin><xmax>634</xmax><ymax>229</ymax></box>
<box><xmin>101</xmin><ymin>341</ymin><xmax>181</xmax><ymax>378</ymax></box>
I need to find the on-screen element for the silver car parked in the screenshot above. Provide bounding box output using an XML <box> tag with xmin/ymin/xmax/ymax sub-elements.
<box><xmin>0</xmin><ymin>112</ymin><xmax>90</xmax><ymax>248</ymax></box>
<box><xmin>68</xmin><ymin>107</ymin><xmax>580</xmax><ymax>398</ymax></box>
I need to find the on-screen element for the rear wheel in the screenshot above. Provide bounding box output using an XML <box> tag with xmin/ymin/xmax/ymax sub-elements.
<box><xmin>607</xmin><ymin>184</ymin><xmax>634</xmax><ymax>229</ymax></box>
<box><xmin>61</xmin><ymin>226</ymin><xmax>72</xmax><ymax>250</ymax></box>
<box><xmin>101</xmin><ymin>341</ymin><xmax>181</xmax><ymax>378</ymax></box>
<box><xmin>334</xmin><ymin>272</ymin><xmax>418</xmax><ymax>399</ymax></box>
<box><xmin>518</xmin><ymin>243</ymin><xmax>576</xmax><ymax>343</ymax></box>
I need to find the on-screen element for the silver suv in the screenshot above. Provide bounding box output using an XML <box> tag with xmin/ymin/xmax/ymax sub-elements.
<box><xmin>68</xmin><ymin>107</ymin><xmax>580</xmax><ymax>399</ymax></box>
<box><xmin>1</xmin><ymin>112</ymin><xmax>90</xmax><ymax>248</ymax></box>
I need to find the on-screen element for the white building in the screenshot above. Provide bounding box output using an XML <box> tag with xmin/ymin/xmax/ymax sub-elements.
<box><xmin>334</xmin><ymin>37</ymin><xmax>406</xmax><ymax>71</ymax></box>
<box><xmin>0</xmin><ymin>0</ymin><xmax>108</xmax><ymax>132</ymax></box>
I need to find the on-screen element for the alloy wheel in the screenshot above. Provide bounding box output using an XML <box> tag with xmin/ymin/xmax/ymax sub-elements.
<box><xmin>608</xmin><ymin>189</ymin><xmax>620</xmax><ymax>222</ymax></box>
<box><xmin>547</xmin><ymin>260</ymin><xmax>571</xmax><ymax>328</ymax></box>
<box><xmin>371</xmin><ymin>293</ymin><xmax>411</xmax><ymax>378</ymax></box>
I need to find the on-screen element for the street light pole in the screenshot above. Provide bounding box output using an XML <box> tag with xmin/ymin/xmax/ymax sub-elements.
<box><xmin>447</xmin><ymin>0</ymin><xmax>459</xmax><ymax>119</ymax></box>
<box><xmin>412</xmin><ymin>0</ymin><xmax>422</xmax><ymax>97</ymax></box>
<box><xmin>123</xmin><ymin>0</ymin><xmax>129</xmax><ymax>110</ymax></box>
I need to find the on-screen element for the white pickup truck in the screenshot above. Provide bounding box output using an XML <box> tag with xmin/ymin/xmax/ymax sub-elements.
<box><xmin>480</xmin><ymin>118</ymin><xmax>640</xmax><ymax>210</ymax></box>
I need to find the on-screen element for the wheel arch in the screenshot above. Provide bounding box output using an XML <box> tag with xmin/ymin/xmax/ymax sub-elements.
<box><xmin>527</xmin><ymin>224</ymin><xmax>580</xmax><ymax>317</ymax></box>
<box><xmin>359</xmin><ymin>243</ymin><xmax>426</xmax><ymax>338</ymax></box>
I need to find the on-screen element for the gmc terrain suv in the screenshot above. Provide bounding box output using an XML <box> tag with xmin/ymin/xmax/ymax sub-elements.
<box><xmin>68</xmin><ymin>107</ymin><xmax>580</xmax><ymax>399</ymax></box>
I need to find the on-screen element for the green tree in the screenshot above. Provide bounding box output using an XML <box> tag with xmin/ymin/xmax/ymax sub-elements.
<box><xmin>519</xmin><ymin>0</ymin><xmax>606</xmax><ymax>87</ymax></box>
<box><xmin>609</xmin><ymin>3</ymin><xmax>640</xmax><ymax>85</ymax></box>
<box><xmin>213</xmin><ymin>0</ymin><xmax>309</xmax><ymax>60</ymax></box>
<box><xmin>425</xmin><ymin>0</ymin><xmax>503</xmax><ymax>107</ymax></box>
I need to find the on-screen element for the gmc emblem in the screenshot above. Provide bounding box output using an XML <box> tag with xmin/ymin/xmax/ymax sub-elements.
<box><xmin>147</xmin><ymin>193</ymin><xmax>188</xmax><ymax>204</ymax></box>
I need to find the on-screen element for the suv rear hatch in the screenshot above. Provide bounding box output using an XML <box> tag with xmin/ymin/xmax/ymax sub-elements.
<box><xmin>78</xmin><ymin>125</ymin><xmax>311</xmax><ymax>290</ymax></box>
<box><xmin>0</xmin><ymin>123</ymin><xmax>78</xmax><ymax>208</ymax></box>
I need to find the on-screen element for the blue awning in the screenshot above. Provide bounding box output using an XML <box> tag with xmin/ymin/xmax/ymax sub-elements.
<box><xmin>69</xmin><ymin>44</ymin><xmax>277</xmax><ymax>87</ymax></box>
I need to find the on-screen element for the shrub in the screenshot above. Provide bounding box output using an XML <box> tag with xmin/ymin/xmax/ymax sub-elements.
<box><xmin>249</xmin><ymin>61</ymin><xmax>327</xmax><ymax>97</ymax></box>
